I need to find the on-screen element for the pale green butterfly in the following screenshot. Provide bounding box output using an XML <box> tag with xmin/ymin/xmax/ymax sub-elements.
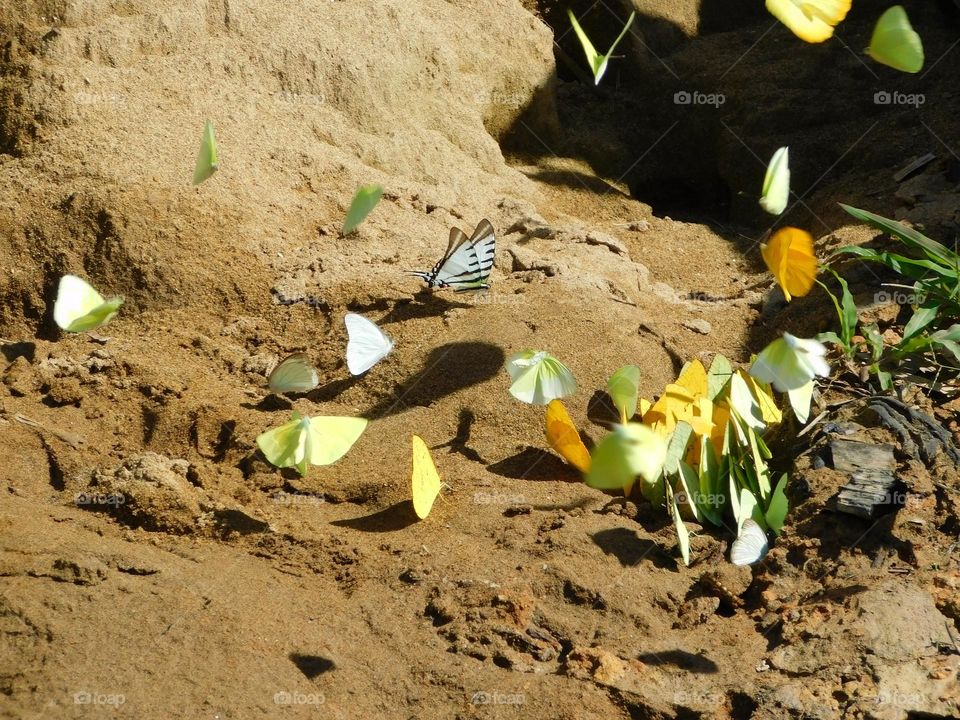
<box><xmin>53</xmin><ymin>275</ymin><xmax>123</xmax><ymax>332</ymax></box>
<box><xmin>568</xmin><ymin>9</ymin><xmax>636</xmax><ymax>85</ymax></box>
<box><xmin>749</xmin><ymin>332</ymin><xmax>830</xmax><ymax>392</ymax></box>
<box><xmin>786</xmin><ymin>379</ymin><xmax>815</xmax><ymax>423</ymax></box>
<box><xmin>868</xmin><ymin>6</ymin><xmax>924</xmax><ymax>74</ymax></box>
<box><xmin>606</xmin><ymin>365</ymin><xmax>641</xmax><ymax>423</ymax></box>
<box><xmin>505</xmin><ymin>349</ymin><xmax>576</xmax><ymax>405</ymax></box>
<box><xmin>341</xmin><ymin>184</ymin><xmax>384</xmax><ymax>235</ymax></box>
<box><xmin>585</xmin><ymin>422</ymin><xmax>667</xmax><ymax>490</ymax></box>
<box><xmin>268</xmin><ymin>353</ymin><xmax>319</xmax><ymax>394</ymax></box>
<box><xmin>759</xmin><ymin>146</ymin><xmax>790</xmax><ymax>216</ymax></box>
<box><xmin>764</xmin><ymin>473</ymin><xmax>789</xmax><ymax>534</ymax></box>
<box><xmin>256</xmin><ymin>411</ymin><xmax>367</xmax><ymax>476</ymax></box>
<box><xmin>193</xmin><ymin>120</ymin><xmax>219</xmax><ymax>185</ymax></box>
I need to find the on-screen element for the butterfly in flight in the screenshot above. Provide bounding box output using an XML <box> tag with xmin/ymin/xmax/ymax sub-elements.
<box><xmin>409</xmin><ymin>219</ymin><xmax>495</xmax><ymax>291</ymax></box>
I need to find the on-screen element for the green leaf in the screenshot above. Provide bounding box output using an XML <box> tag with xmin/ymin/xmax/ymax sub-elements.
<box><xmin>765</xmin><ymin>473</ymin><xmax>789</xmax><ymax>534</ymax></box>
<box><xmin>666</xmin><ymin>483</ymin><xmax>690</xmax><ymax>566</ymax></box>
<box><xmin>607</xmin><ymin>365</ymin><xmax>641</xmax><ymax>423</ymax></box>
<box><xmin>902</xmin><ymin>303</ymin><xmax>939</xmax><ymax>341</ymax></box>
<box><xmin>677</xmin><ymin>461</ymin><xmax>700</xmax><ymax>522</ymax></box>
<box><xmin>663</xmin><ymin>421</ymin><xmax>693</xmax><ymax>476</ymax></box>
<box><xmin>342</xmin><ymin>184</ymin><xmax>384</xmax><ymax>235</ymax></box>
<box><xmin>707</xmin><ymin>354</ymin><xmax>733</xmax><ymax>401</ymax></box>
<box><xmin>839</xmin><ymin>204</ymin><xmax>958</xmax><ymax>267</ymax></box>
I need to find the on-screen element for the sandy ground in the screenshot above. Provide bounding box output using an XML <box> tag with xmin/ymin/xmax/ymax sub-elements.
<box><xmin>1</xmin><ymin>1</ymin><xmax>959</xmax><ymax>718</ymax></box>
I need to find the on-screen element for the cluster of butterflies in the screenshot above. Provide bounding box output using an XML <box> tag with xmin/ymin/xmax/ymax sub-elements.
<box><xmin>52</xmin><ymin>217</ymin><xmax>498</xmax><ymax>522</ymax></box>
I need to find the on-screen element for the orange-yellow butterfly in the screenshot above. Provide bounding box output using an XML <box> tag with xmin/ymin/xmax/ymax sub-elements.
<box><xmin>761</xmin><ymin>227</ymin><xmax>817</xmax><ymax>301</ymax></box>
<box><xmin>545</xmin><ymin>399</ymin><xmax>591</xmax><ymax>473</ymax></box>
<box><xmin>411</xmin><ymin>435</ymin><xmax>444</xmax><ymax>519</ymax></box>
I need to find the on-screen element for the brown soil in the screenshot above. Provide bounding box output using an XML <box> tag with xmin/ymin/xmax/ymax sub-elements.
<box><xmin>1</xmin><ymin>1</ymin><xmax>959</xmax><ymax>718</ymax></box>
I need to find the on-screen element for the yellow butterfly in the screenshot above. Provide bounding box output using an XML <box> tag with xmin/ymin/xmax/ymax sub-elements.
<box><xmin>545</xmin><ymin>399</ymin><xmax>591</xmax><ymax>473</ymax></box>
<box><xmin>411</xmin><ymin>435</ymin><xmax>443</xmax><ymax>519</ymax></box>
<box><xmin>766</xmin><ymin>0</ymin><xmax>851</xmax><ymax>43</ymax></box>
<box><xmin>761</xmin><ymin>226</ymin><xmax>817</xmax><ymax>301</ymax></box>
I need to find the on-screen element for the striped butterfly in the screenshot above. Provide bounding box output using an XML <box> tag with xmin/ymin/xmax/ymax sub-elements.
<box><xmin>409</xmin><ymin>219</ymin><xmax>495</xmax><ymax>291</ymax></box>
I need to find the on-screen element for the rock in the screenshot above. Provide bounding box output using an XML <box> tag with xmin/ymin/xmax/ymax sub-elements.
<box><xmin>86</xmin><ymin>453</ymin><xmax>204</xmax><ymax>534</ymax></box>
<box><xmin>682</xmin><ymin>318</ymin><xmax>712</xmax><ymax>335</ymax></box>
<box><xmin>563</xmin><ymin>646</ymin><xmax>627</xmax><ymax>685</ymax></box>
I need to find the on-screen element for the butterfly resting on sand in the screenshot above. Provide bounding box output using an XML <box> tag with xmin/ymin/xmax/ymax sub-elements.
<box><xmin>409</xmin><ymin>219</ymin><xmax>496</xmax><ymax>291</ymax></box>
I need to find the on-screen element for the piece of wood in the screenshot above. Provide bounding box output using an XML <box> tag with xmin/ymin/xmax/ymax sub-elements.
<box><xmin>829</xmin><ymin>439</ymin><xmax>895</xmax><ymax>473</ymax></box>
<box><xmin>836</xmin><ymin>468</ymin><xmax>899</xmax><ymax>519</ymax></box>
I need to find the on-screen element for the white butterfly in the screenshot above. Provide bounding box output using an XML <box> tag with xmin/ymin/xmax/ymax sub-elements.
<box><xmin>345</xmin><ymin>313</ymin><xmax>394</xmax><ymax>375</ymax></box>
<box><xmin>409</xmin><ymin>219</ymin><xmax>496</xmax><ymax>291</ymax></box>
<box><xmin>730</xmin><ymin>519</ymin><xmax>769</xmax><ymax>566</ymax></box>
<box><xmin>268</xmin><ymin>353</ymin><xmax>319</xmax><ymax>394</ymax></box>
<box><xmin>53</xmin><ymin>275</ymin><xmax>123</xmax><ymax>333</ymax></box>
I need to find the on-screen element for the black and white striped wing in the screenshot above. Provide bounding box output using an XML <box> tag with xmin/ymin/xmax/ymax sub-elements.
<box><xmin>410</xmin><ymin>220</ymin><xmax>496</xmax><ymax>291</ymax></box>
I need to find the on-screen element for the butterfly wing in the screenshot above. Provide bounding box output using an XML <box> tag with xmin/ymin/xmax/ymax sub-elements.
<box><xmin>268</xmin><ymin>353</ymin><xmax>320</xmax><ymax>393</ymax></box>
<box><xmin>342</xmin><ymin>184</ymin><xmax>384</xmax><ymax>235</ymax></box>
<box><xmin>765</xmin><ymin>0</ymin><xmax>850</xmax><ymax>43</ymax></box>
<box><xmin>306</xmin><ymin>416</ymin><xmax>368</xmax><ymax>466</ymax></box>
<box><xmin>411</xmin><ymin>221</ymin><xmax>495</xmax><ymax>291</ymax></box>
<box><xmin>411</xmin><ymin>435</ymin><xmax>443</xmax><ymax>519</ymax></box>
<box><xmin>761</xmin><ymin>227</ymin><xmax>816</xmax><ymax>301</ymax></box>
<box><xmin>53</xmin><ymin>275</ymin><xmax>123</xmax><ymax>332</ymax></box>
<box><xmin>534</xmin><ymin>357</ymin><xmax>577</xmax><ymax>404</ymax></box>
<box><xmin>345</xmin><ymin>313</ymin><xmax>394</xmax><ymax>375</ymax></box>
<box><xmin>256</xmin><ymin>414</ymin><xmax>310</xmax><ymax>473</ymax></box>
<box><xmin>759</xmin><ymin>146</ymin><xmax>790</xmax><ymax>215</ymax></box>
<box><xmin>869</xmin><ymin>6</ymin><xmax>923</xmax><ymax>73</ymax></box>
<box><xmin>730</xmin><ymin>518</ymin><xmax>770</xmax><ymax>565</ymax></box>
<box><xmin>193</xmin><ymin>120</ymin><xmax>219</xmax><ymax>185</ymax></box>
<box><xmin>545</xmin><ymin>400</ymin><xmax>591</xmax><ymax>473</ymax></box>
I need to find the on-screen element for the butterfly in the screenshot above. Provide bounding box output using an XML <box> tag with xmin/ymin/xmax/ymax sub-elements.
<box><xmin>765</xmin><ymin>0</ymin><xmax>851</xmax><ymax>43</ymax></box>
<box><xmin>869</xmin><ymin>6</ymin><xmax>923</xmax><ymax>74</ymax></box>
<box><xmin>505</xmin><ymin>350</ymin><xmax>576</xmax><ymax>405</ymax></box>
<box><xmin>409</xmin><ymin>219</ymin><xmax>496</xmax><ymax>291</ymax></box>
<box><xmin>749</xmin><ymin>332</ymin><xmax>830</xmax><ymax>392</ymax></box>
<box><xmin>268</xmin><ymin>353</ymin><xmax>319</xmax><ymax>394</ymax></box>
<box><xmin>256</xmin><ymin>411</ymin><xmax>367</xmax><ymax>476</ymax></box>
<box><xmin>342</xmin><ymin>184</ymin><xmax>383</xmax><ymax>235</ymax></box>
<box><xmin>193</xmin><ymin>120</ymin><xmax>218</xmax><ymax>186</ymax></box>
<box><xmin>411</xmin><ymin>435</ymin><xmax>443</xmax><ymax>519</ymax></box>
<box><xmin>568</xmin><ymin>9</ymin><xmax>636</xmax><ymax>85</ymax></box>
<box><xmin>345</xmin><ymin>313</ymin><xmax>394</xmax><ymax>375</ymax></box>
<box><xmin>759</xmin><ymin>146</ymin><xmax>790</xmax><ymax>216</ymax></box>
<box><xmin>545</xmin><ymin>399</ymin><xmax>591</xmax><ymax>473</ymax></box>
<box><xmin>761</xmin><ymin>226</ymin><xmax>817</xmax><ymax>301</ymax></box>
<box><xmin>53</xmin><ymin>275</ymin><xmax>124</xmax><ymax>333</ymax></box>
<box><xmin>730</xmin><ymin>518</ymin><xmax>770</xmax><ymax>566</ymax></box>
